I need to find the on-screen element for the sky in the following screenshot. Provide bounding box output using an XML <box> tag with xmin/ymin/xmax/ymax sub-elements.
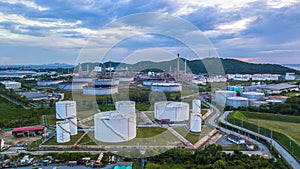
<box><xmin>0</xmin><ymin>0</ymin><xmax>300</xmax><ymax>65</ymax></box>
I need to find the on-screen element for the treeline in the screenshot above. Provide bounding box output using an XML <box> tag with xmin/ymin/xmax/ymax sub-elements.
<box><xmin>226</xmin><ymin>96</ymin><xmax>300</xmax><ymax>116</ymax></box>
<box><xmin>146</xmin><ymin>145</ymin><xmax>287</xmax><ymax>169</ymax></box>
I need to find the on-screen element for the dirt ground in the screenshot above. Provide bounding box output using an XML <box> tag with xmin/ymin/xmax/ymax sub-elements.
<box><xmin>0</xmin><ymin>130</ymin><xmax>41</xmax><ymax>146</ymax></box>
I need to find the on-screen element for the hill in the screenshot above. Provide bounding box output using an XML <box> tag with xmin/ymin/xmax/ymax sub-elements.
<box><xmin>78</xmin><ymin>58</ymin><xmax>299</xmax><ymax>75</ymax></box>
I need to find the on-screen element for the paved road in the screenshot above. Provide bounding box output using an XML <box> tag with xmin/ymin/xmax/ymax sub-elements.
<box><xmin>220</xmin><ymin>111</ymin><xmax>300</xmax><ymax>169</ymax></box>
<box><xmin>201</xmin><ymin>98</ymin><xmax>272</xmax><ymax>158</ymax></box>
<box><xmin>167</xmin><ymin>127</ymin><xmax>193</xmax><ymax>147</ymax></box>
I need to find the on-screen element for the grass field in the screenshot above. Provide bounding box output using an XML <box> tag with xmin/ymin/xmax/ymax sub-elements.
<box><xmin>174</xmin><ymin>126</ymin><xmax>213</xmax><ymax>144</ymax></box>
<box><xmin>44</xmin><ymin>132</ymin><xmax>85</xmax><ymax>145</ymax></box>
<box><xmin>227</xmin><ymin>111</ymin><xmax>300</xmax><ymax>162</ymax></box>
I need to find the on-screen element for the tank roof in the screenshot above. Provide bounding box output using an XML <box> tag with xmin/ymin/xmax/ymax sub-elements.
<box><xmin>227</xmin><ymin>96</ymin><xmax>248</xmax><ymax>100</ymax></box>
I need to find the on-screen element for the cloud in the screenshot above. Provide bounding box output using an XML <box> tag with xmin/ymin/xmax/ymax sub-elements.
<box><xmin>233</xmin><ymin>57</ymin><xmax>262</xmax><ymax>62</ymax></box>
<box><xmin>1</xmin><ymin>0</ymin><xmax>49</xmax><ymax>11</ymax></box>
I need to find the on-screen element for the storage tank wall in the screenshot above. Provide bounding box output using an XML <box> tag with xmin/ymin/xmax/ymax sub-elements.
<box><xmin>56</xmin><ymin>121</ymin><xmax>71</xmax><ymax>143</ymax></box>
<box><xmin>192</xmin><ymin>100</ymin><xmax>201</xmax><ymax>113</ymax></box>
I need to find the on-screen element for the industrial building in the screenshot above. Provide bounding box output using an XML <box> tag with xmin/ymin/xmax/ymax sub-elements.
<box><xmin>18</xmin><ymin>92</ymin><xmax>48</xmax><ymax>100</ymax></box>
<box><xmin>154</xmin><ymin>101</ymin><xmax>189</xmax><ymax>121</ymax></box>
<box><xmin>226</xmin><ymin>96</ymin><xmax>249</xmax><ymax>108</ymax></box>
<box><xmin>285</xmin><ymin>72</ymin><xmax>296</xmax><ymax>80</ymax></box>
<box><xmin>227</xmin><ymin>134</ymin><xmax>245</xmax><ymax>145</ymax></box>
<box><xmin>94</xmin><ymin>111</ymin><xmax>136</xmax><ymax>143</ymax></box>
<box><xmin>0</xmin><ymin>81</ymin><xmax>21</xmax><ymax>90</ymax></box>
<box><xmin>260</xmin><ymin>83</ymin><xmax>299</xmax><ymax>94</ymax></box>
<box><xmin>151</xmin><ymin>82</ymin><xmax>182</xmax><ymax>92</ymax></box>
<box><xmin>215</xmin><ymin>90</ymin><xmax>236</xmax><ymax>106</ymax></box>
<box><xmin>12</xmin><ymin>126</ymin><xmax>46</xmax><ymax>137</ymax></box>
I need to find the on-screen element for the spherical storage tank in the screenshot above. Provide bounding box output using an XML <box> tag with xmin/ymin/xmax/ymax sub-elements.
<box><xmin>226</xmin><ymin>96</ymin><xmax>249</xmax><ymax>108</ymax></box>
<box><xmin>94</xmin><ymin>111</ymin><xmax>136</xmax><ymax>143</ymax></box>
<box><xmin>116</xmin><ymin>101</ymin><xmax>135</xmax><ymax>114</ymax></box>
<box><xmin>56</xmin><ymin>101</ymin><xmax>77</xmax><ymax>119</ymax></box>
<box><xmin>151</xmin><ymin>83</ymin><xmax>182</xmax><ymax>92</ymax></box>
<box><xmin>192</xmin><ymin>100</ymin><xmax>201</xmax><ymax>113</ymax></box>
<box><xmin>190</xmin><ymin>113</ymin><xmax>202</xmax><ymax>132</ymax></box>
<box><xmin>241</xmin><ymin>92</ymin><xmax>264</xmax><ymax>101</ymax></box>
<box><xmin>215</xmin><ymin>90</ymin><xmax>236</xmax><ymax>106</ymax></box>
<box><xmin>56</xmin><ymin>121</ymin><xmax>71</xmax><ymax>143</ymax></box>
<box><xmin>154</xmin><ymin>102</ymin><xmax>189</xmax><ymax>121</ymax></box>
<box><xmin>65</xmin><ymin>116</ymin><xmax>78</xmax><ymax>135</ymax></box>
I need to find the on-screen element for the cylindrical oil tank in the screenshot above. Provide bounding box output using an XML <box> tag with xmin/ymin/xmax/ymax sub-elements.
<box><xmin>94</xmin><ymin>111</ymin><xmax>136</xmax><ymax>143</ymax></box>
<box><xmin>116</xmin><ymin>101</ymin><xmax>135</xmax><ymax>114</ymax></box>
<box><xmin>251</xmin><ymin>101</ymin><xmax>268</xmax><ymax>107</ymax></box>
<box><xmin>56</xmin><ymin>121</ymin><xmax>71</xmax><ymax>143</ymax></box>
<box><xmin>56</xmin><ymin>101</ymin><xmax>77</xmax><ymax>119</ymax></box>
<box><xmin>118</xmin><ymin>77</ymin><xmax>134</xmax><ymax>83</ymax></box>
<box><xmin>215</xmin><ymin>90</ymin><xmax>236</xmax><ymax>106</ymax></box>
<box><xmin>190</xmin><ymin>113</ymin><xmax>202</xmax><ymax>132</ymax></box>
<box><xmin>151</xmin><ymin>83</ymin><xmax>182</xmax><ymax>92</ymax></box>
<box><xmin>65</xmin><ymin>116</ymin><xmax>78</xmax><ymax>135</ymax></box>
<box><xmin>192</xmin><ymin>100</ymin><xmax>201</xmax><ymax>113</ymax></box>
<box><xmin>241</xmin><ymin>92</ymin><xmax>264</xmax><ymax>101</ymax></box>
<box><xmin>226</xmin><ymin>96</ymin><xmax>249</xmax><ymax>108</ymax></box>
<box><xmin>154</xmin><ymin>101</ymin><xmax>189</xmax><ymax>121</ymax></box>
<box><xmin>58</xmin><ymin>82</ymin><xmax>88</xmax><ymax>91</ymax></box>
<box><xmin>266</xmin><ymin>99</ymin><xmax>283</xmax><ymax>104</ymax></box>
<box><xmin>93</xmin><ymin>79</ymin><xmax>119</xmax><ymax>86</ymax></box>
<box><xmin>83</xmin><ymin>86</ymin><xmax>118</xmax><ymax>95</ymax></box>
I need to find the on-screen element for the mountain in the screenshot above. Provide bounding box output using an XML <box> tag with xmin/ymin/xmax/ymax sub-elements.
<box><xmin>77</xmin><ymin>58</ymin><xmax>300</xmax><ymax>75</ymax></box>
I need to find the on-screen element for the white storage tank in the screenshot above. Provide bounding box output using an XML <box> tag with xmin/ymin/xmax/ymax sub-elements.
<box><xmin>241</xmin><ymin>92</ymin><xmax>264</xmax><ymax>101</ymax></box>
<box><xmin>116</xmin><ymin>101</ymin><xmax>135</xmax><ymax>114</ymax></box>
<box><xmin>94</xmin><ymin>111</ymin><xmax>136</xmax><ymax>143</ymax></box>
<box><xmin>192</xmin><ymin>100</ymin><xmax>201</xmax><ymax>113</ymax></box>
<box><xmin>83</xmin><ymin>86</ymin><xmax>118</xmax><ymax>95</ymax></box>
<box><xmin>151</xmin><ymin>83</ymin><xmax>182</xmax><ymax>92</ymax></box>
<box><xmin>58</xmin><ymin>82</ymin><xmax>88</xmax><ymax>91</ymax></box>
<box><xmin>65</xmin><ymin>116</ymin><xmax>78</xmax><ymax>135</ymax></box>
<box><xmin>154</xmin><ymin>101</ymin><xmax>189</xmax><ymax>121</ymax></box>
<box><xmin>56</xmin><ymin>101</ymin><xmax>77</xmax><ymax>119</ymax></box>
<box><xmin>190</xmin><ymin>113</ymin><xmax>202</xmax><ymax>132</ymax></box>
<box><xmin>215</xmin><ymin>90</ymin><xmax>237</xmax><ymax>106</ymax></box>
<box><xmin>93</xmin><ymin>79</ymin><xmax>119</xmax><ymax>86</ymax></box>
<box><xmin>226</xmin><ymin>96</ymin><xmax>249</xmax><ymax>108</ymax></box>
<box><xmin>266</xmin><ymin>99</ymin><xmax>283</xmax><ymax>104</ymax></box>
<box><xmin>56</xmin><ymin>121</ymin><xmax>71</xmax><ymax>143</ymax></box>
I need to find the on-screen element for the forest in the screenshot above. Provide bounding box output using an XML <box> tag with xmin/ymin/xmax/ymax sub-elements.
<box><xmin>145</xmin><ymin>145</ymin><xmax>288</xmax><ymax>169</ymax></box>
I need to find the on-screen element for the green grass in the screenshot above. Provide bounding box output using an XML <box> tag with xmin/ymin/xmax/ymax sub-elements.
<box><xmin>44</xmin><ymin>132</ymin><xmax>85</xmax><ymax>145</ymax></box>
<box><xmin>222</xmin><ymin>144</ymin><xmax>249</xmax><ymax>151</ymax></box>
<box><xmin>136</xmin><ymin>127</ymin><xmax>167</xmax><ymax>138</ymax></box>
<box><xmin>227</xmin><ymin>111</ymin><xmax>300</xmax><ymax>162</ymax></box>
<box><xmin>173</xmin><ymin>126</ymin><xmax>213</xmax><ymax>144</ymax></box>
<box><xmin>77</xmin><ymin>134</ymin><xmax>97</xmax><ymax>145</ymax></box>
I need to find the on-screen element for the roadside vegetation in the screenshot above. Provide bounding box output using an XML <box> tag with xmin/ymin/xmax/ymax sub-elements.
<box><xmin>227</xmin><ymin>111</ymin><xmax>300</xmax><ymax>163</ymax></box>
<box><xmin>145</xmin><ymin>144</ymin><xmax>288</xmax><ymax>169</ymax></box>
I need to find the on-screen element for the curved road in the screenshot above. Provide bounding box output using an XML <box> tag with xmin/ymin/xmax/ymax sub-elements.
<box><xmin>202</xmin><ymin>100</ymin><xmax>272</xmax><ymax>158</ymax></box>
<box><xmin>220</xmin><ymin>111</ymin><xmax>300</xmax><ymax>169</ymax></box>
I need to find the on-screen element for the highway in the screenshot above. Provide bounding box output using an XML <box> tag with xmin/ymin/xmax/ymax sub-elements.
<box><xmin>201</xmin><ymin>98</ymin><xmax>272</xmax><ymax>158</ymax></box>
<box><xmin>220</xmin><ymin>111</ymin><xmax>300</xmax><ymax>169</ymax></box>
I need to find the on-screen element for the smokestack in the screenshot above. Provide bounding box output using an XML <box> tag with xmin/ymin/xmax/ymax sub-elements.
<box><xmin>109</xmin><ymin>60</ymin><xmax>112</xmax><ymax>78</ymax></box>
<box><xmin>177</xmin><ymin>53</ymin><xmax>180</xmax><ymax>72</ymax></box>
<box><xmin>184</xmin><ymin>59</ymin><xmax>187</xmax><ymax>75</ymax></box>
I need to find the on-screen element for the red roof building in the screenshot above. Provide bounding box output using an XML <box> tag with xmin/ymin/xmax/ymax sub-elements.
<box><xmin>12</xmin><ymin>126</ymin><xmax>46</xmax><ymax>135</ymax></box>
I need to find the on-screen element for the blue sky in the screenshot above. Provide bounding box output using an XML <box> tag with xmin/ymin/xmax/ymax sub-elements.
<box><xmin>0</xmin><ymin>0</ymin><xmax>299</xmax><ymax>65</ymax></box>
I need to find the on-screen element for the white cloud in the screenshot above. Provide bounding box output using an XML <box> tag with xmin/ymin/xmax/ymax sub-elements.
<box><xmin>267</xmin><ymin>0</ymin><xmax>299</xmax><ymax>8</ymax></box>
<box><xmin>170</xmin><ymin>0</ymin><xmax>259</xmax><ymax>15</ymax></box>
<box><xmin>203</xmin><ymin>17</ymin><xmax>256</xmax><ymax>37</ymax></box>
<box><xmin>1</xmin><ymin>0</ymin><xmax>49</xmax><ymax>11</ymax></box>
<box><xmin>0</xmin><ymin>12</ymin><xmax>81</xmax><ymax>28</ymax></box>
